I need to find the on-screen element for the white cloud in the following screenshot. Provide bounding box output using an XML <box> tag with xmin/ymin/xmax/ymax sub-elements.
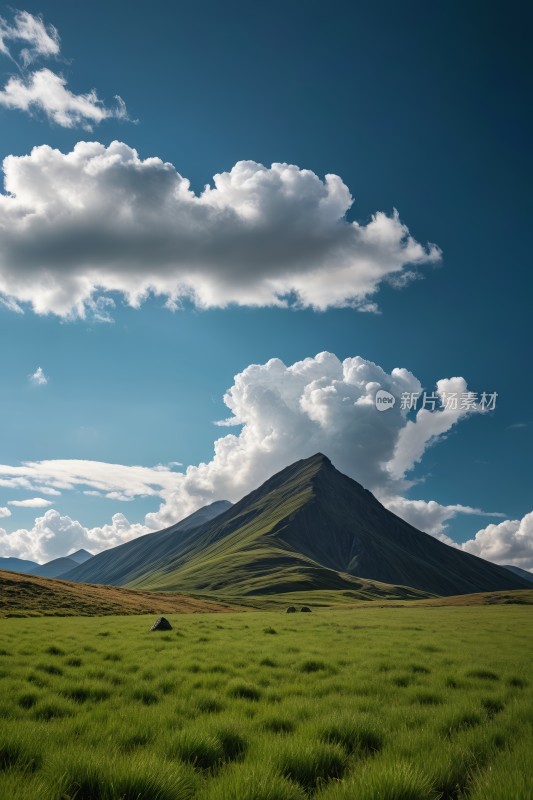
<box><xmin>0</xmin><ymin>509</ymin><xmax>146</xmax><ymax>562</ymax></box>
<box><xmin>384</xmin><ymin>497</ymin><xmax>504</xmax><ymax>543</ymax></box>
<box><xmin>142</xmin><ymin>352</ymin><xmax>483</xmax><ymax>531</ymax></box>
<box><xmin>461</xmin><ymin>512</ymin><xmax>533</xmax><ymax>571</ymax></box>
<box><xmin>8</xmin><ymin>497</ymin><xmax>53</xmax><ymax>508</ymax></box>
<box><xmin>0</xmin><ymin>69</ymin><xmax>128</xmax><ymax>129</ymax></box>
<box><xmin>0</xmin><ymin>459</ymin><xmax>177</xmax><ymax>498</ymax></box>
<box><xmin>386</xmin><ymin>378</ymin><xmax>476</xmax><ymax>479</ymax></box>
<box><xmin>29</xmin><ymin>366</ymin><xmax>47</xmax><ymax>385</ymax></box>
<box><xmin>0</xmin><ymin>10</ymin><xmax>60</xmax><ymax>65</ymax></box>
<box><xmin>104</xmin><ymin>491</ymin><xmax>135</xmax><ymax>502</ymax></box>
<box><xmin>0</xmin><ymin>142</ymin><xmax>440</xmax><ymax>318</ymax></box>
<box><xmin>0</xmin><ymin>507</ymin><xmax>11</xmax><ymax>518</ymax></box>
<box><xmin>0</xmin><ymin>352</ymin><xmax>499</xmax><ymax>562</ymax></box>
<box><xmin>0</xmin><ymin>10</ymin><xmax>129</xmax><ymax>129</ymax></box>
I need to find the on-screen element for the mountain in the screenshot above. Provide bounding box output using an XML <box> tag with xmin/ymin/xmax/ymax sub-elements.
<box><xmin>29</xmin><ymin>556</ymin><xmax>80</xmax><ymax>578</ymax></box>
<box><xmin>63</xmin><ymin>500</ymin><xmax>233</xmax><ymax>586</ymax></box>
<box><xmin>66</xmin><ymin>454</ymin><xmax>531</xmax><ymax>598</ymax></box>
<box><xmin>68</xmin><ymin>549</ymin><xmax>93</xmax><ymax>565</ymax></box>
<box><xmin>0</xmin><ymin>557</ymin><xmax>38</xmax><ymax>574</ymax></box>
<box><xmin>503</xmin><ymin>565</ymin><xmax>533</xmax><ymax>583</ymax></box>
<box><xmin>126</xmin><ymin>453</ymin><xmax>530</xmax><ymax>597</ymax></box>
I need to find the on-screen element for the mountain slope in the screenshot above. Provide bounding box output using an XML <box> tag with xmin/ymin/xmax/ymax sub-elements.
<box><xmin>503</xmin><ymin>565</ymin><xmax>533</xmax><ymax>583</ymax></box>
<box><xmin>63</xmin><ymin>500</ymin><xmax>233</xmax><ymax>586</ymax></box>
<box><xmin>129</xmin><ymin>454</ymin><xmax>531</xmax><ymax>597</ymax></box>
<box><xmin>29</xmin><ymin>556</ymin><xmax>80</xmax><ymax>578</ymax></box>
<box><xmin>0</xmin><ymin>557</ymin><xmax>38</xmax><ymax>574</ymax></box>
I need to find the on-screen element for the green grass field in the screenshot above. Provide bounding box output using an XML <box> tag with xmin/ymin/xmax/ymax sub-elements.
<box><xmin>0</xmin><ymin>606</ymin><xmax>532</xmax><ymax>799</ymax></box>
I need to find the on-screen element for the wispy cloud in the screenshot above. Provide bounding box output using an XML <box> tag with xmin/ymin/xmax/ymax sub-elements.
<box><xmin>8</xmin><ymin>497</ymin><xmax>53</xmax><ymax>508</ymax></box>
<box><xmin>0</xmin><ymin>69</ymin><xmax>128</xmax><ymax>129</ymax></box>
<box><xmin>386</xmin><ymin>497</ymin><xmax>505</xmax><ymax>543</ymax></box>
<box><xmin>0</xmin><ymin>10</ymin><xmax>130</xmax><ymax>129</ymax></box>
<box><xmin>0</xmin><ymin>459</ymin><xmax>178</xmax><ymax>499</ymax></box>
<box><xmin>29</xmin><ymin>366</ymin><xmax>47</xmax><ymax>386</ymax></box>
<box><xmin>0</xmin><ymin>10</ymin><xmax>59</xmax><ymax>65</ymax></box>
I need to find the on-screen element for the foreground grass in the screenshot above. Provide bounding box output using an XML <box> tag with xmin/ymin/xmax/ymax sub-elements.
<box><xmin>0</xmin><ymin>606</ymin><xmax>532</xmax><ymax>799</ymax></box>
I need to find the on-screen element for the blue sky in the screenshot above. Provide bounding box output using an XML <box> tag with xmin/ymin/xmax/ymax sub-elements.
<box><xmin>0</xmin><ymin>1</ymin><xmax>531</xmax><ymax>567</ymax></box>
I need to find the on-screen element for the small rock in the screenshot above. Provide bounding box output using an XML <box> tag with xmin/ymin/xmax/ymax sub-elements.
<box><xmin>150</xmin><ymin>616</ymin><xmax>173</xmax><ymax>631</ymax></box>
<box><xmin>286</xmin><ymin>606</ymin><xmax>297</xmax><ymax>613</ymax></box>
<box><xmin>300</xmin><ymin>606</ymin><xmax>312</xmax><ymax>613</ymax></box>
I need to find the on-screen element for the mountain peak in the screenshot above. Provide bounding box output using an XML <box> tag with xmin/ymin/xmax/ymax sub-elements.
<box><xmin>306</xmin><ymin>452</ymin><xmax>332</xmax><ymax>465</ymax></box>
<box><xmin>68</xmin><ymin>549</ymin><xmax>93</xmax><ymax>565</ymax></box>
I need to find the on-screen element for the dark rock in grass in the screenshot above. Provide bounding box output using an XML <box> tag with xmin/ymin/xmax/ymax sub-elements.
<box><xmin>286</xmin><ymin>606</ymin><xmax>297</xmax><ymax>613</ymax></box>
<box><xmin>300</xmin><ymin>606</ymin><xmax>312</xmax><ymax>612</ymax></box>
<box><xmin>150</xmin><ymin>616</ymin><xmax>173</xmax><ymax>631</ymax></box>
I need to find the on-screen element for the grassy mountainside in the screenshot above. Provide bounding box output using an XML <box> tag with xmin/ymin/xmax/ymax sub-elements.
<box><xmin>129</xmin><ymin>454</ymin><xmax>530</xmax><ymax>597</ymax></box>
<box><xmin>235</xmin><ymin>588</ymin><xmax>533</xmax><ymax>609</ymax></box>
<box><xmin>5</xmin><ymin>566</ymin><xmax>530</xmax><ymax>617</ymax></box>
<box><xmin>0</xmin><ymin>570</ymin><xmax>243</xmax><ymax>617</ymax></box>
<box><xmin>126</xmin><ymin>457</ymin><xmax>422</xmax><ymax>598</ymax></box>
<box><xmin>63</xmin><ymin>500</ymin><xmax>232</xmax><ymax>586</ymax></box>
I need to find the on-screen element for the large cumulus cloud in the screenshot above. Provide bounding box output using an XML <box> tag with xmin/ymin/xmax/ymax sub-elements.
<box><xmin>0</xmin><ymin>142</ymin><xmax>440</xmax><ymax>317</ymax></box>
<box><xmin>144</xmin><ymin>352</ymin><xmax>483</xmax><ymax>529</ymax></box>
<box><xmin>461</xmin><ymin>512</ymin><xmax>533</xmax><ymax>570</ymax></box>
<box><xmin>0</xmin><ymin>509</ymin><xmax>147</xmax><ymax>563</ymax></box>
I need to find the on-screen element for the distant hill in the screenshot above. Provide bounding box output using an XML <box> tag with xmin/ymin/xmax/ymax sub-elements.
<box><xmin>63</xmin><ymin>500</ymin><xmax>233</xmax><ymax>585</ymax></box>
<box><xmin>503</xmin><ymin>564</ymin><xmax>533</xmax><ymax>583</ymax></box>
<box><xmin>68</xmin><ymin>549</ymin><xmax>93</xmax><ymax>565</ymax></box>
<box><xmin>0</xmin><ymin>570</ymin><xmax>243</xmax><ymax>617</ymax></box>
<box><xmin>0</xmin><ymin>549</ymin><xmax>94</xmax><ymax>580</ymax></box>
<box><xmin>29</xmin><ymin>556</ymin><xmax>80</xmax><ymax>578</ymax></box>
<box><xmin>0</xmin><ymin>557</ymin><xmax>38</xmax><ymax>574</ymax></box>
<box><xmin>64</xmin><ymin>454</ymin><xmax>531</xmax><ymax>598</ymax></box>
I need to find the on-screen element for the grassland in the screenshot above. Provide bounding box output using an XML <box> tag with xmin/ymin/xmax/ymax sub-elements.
<box><xmin>235</xmin><ymin>588</ymin><xmax>533</xmax><ymax>610</ymax></box>
<box><xmin>0</xmin><ymin>570</ymin><xmax>244</xmax><ymax>617</ymax></box>
<box><xmin>0</xmin><ymin>605</ymin><xmax>532</xmax><ymax>799</ymax></box>
<box><xmin>3</xmin><ymin>568</ymin><xmax>532</xmax><ymax>619</ymax></box>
